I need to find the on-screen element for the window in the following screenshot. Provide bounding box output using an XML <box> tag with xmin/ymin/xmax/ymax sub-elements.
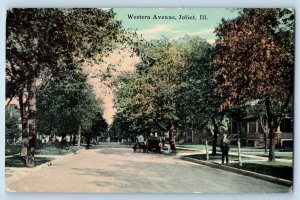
<box><xmin>280</xmin><ymin>118</ymin><xmax>293</xmax><ymax>133</ymax></box>
<box><xmin>249</xmin><ymin>121</ymin><xmax>257</xmax><ymax>133</ymax></box>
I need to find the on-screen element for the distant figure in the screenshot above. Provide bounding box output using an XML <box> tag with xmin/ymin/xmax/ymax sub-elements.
<box><xmin>220</xmin><ymin>134</ymin><xmax>230</xmax><ymax>165</ymax></box>
<box><xmin>137</xmin><ymin>134</ymin><xmax>144</xmax><ymax>143</ymax></box>
<box><xmin>133</xmin><ymin>134</ymin><xmax>147</xmax><ymax>153</ymax></box>
<box><xmin>162</xmin><ymin>136</ymin><xmax>165</xmax><ymax>147</ymax></box>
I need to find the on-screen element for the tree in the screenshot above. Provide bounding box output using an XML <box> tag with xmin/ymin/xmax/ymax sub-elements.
<box><xmin>213</xmin><ymin>9</ymin><xmax>294</xmax><ymax>161</ymax></box>
<box><xmin>109</xmin><ymin>113</ymin><xmax>135</xmax><ymax>142</ymax></box>
<box><xmin>115</xmin><ymin>74</ymin><xmax>156</xmax><ymax>136</ymax></box>
<box><xmin>116</xmin><ymin>36</ymin><xmax>231</xmax><ymax>152</ymax></box>
<box><xmin>176</xmin><ymin>36</ymin><xmax>231</xmax><ymax>155</ymax></box>
<box><xmin>37</xmin><ymin>71</ymin><xmax>102</xmax><ymax>148</ymax></box>
<box><xmin>85</xmin><ymin>112</ymin><xmax>108</xmax><ymax>147</ymax></box>
<box><xmin>6</xmin><ymin>8</ymin><xmax>123</xmax><ymax>167</ymax></box>
<box><xmin>115</xmin><ymin>39</ymin><xmax>185</xmax><ymax>150</ymax></box>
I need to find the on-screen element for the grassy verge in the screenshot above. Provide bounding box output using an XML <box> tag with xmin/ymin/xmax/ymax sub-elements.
<box><xmin>5</xmin><ymin>144</ymin><xmax>21</xmax><ymax>156</ymax></box>
<box><xmin>177</xmin><ymin>144</ymin><xmax>293</xmax><ymax>159</ymax></box>
<box><xmin>5</xmin><ymin>155</ymin><xmax>54</xmax><ymax>168</ymax></box>
<box><xmin>36</xmin><ymin>145</ymin><xmax>84</xmax><ymax>155</ymax></box>
<box><xmin>185</xmin><ymin>153</ymin><xmax>293</xmax><ymax>181</ymax></box>
<box><xmin>230</xmin><ymin>162</ymin><xmax>293</xmax><ymax>181</ymax></box>
<box><xmin>6</xmin><ymin>142</ymin><xmax>85</xmax><ymax>156</ymax></box>
<box><xmin>5</xmin><ymin>143</ymin><xmax>85</xmax><ymax>168</ymax></box>
<box><xmin>189</xmin><ymin>153</ymin><xmax>253</xmax><ymax>162</ymax></box>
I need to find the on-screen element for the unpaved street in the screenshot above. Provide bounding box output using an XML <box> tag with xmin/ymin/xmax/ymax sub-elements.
<box><xmin>6</xmin><ymin>143</ymin><xmax>289</xmax><ymax>193</ymax></box>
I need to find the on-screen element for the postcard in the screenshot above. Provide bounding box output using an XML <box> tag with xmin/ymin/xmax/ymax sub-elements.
<box><xmin>5</xmin><ymin>8</ymin><xmax>294</xmax><ymax>193</ymax></box>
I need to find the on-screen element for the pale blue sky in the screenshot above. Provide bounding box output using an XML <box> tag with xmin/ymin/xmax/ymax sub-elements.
<box><xmin>114</xmin><ymin>8</ymin><xmax>239</xmax><ymax>43</ymax></box>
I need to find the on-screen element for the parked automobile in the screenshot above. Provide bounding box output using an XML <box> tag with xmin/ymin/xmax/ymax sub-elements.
<box><xmin>147</xmin><ymin>136</ymin><xmax>163</xmax><ymax>153</ymax></box>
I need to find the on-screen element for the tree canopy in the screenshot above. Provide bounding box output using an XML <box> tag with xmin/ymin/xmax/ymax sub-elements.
<box><xmin>213</xmin><ymin>8</ymin><xmax>294</xmax><ymax>161</ymax></box>
<box><xmin>115</xmin><ymin>36</ymin><xmax>225</xmax><ymax>152</ymax></box>
<box><xmin>115</xmin><ymin>39</ymin><xmax>185</xmax><ymax>136</ymax></box>
<box><xmin>6</xmin><ymin>8</ymin><xmax>124</xmax><ymax>167</ymax></box>
<box><xmin>213</xmin><ymin>9</ymin><xmax>294</xmax><ymax>109</ymax></box>
<box><xmin>37</xmin><ymin>71</ymin><xmax>102</xmax><ymax>137</ymax></box>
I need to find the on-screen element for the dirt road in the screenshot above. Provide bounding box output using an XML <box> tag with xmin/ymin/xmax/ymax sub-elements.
<box><xmin>5</xmin><ymin>143</ymin><xmax>290</xmax><ymax>193</ymax></box>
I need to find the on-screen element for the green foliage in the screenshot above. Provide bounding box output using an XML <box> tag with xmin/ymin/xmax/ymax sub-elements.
<box><xmin>37</xmin><ymin>71</ymin><xmax>102</xmax><ymax>136</ymax></box>
<box><xmin>36</xmin><ymin>144</ymin><xmax>85</xmax><ymax>155</ymax></box>
<box><xmin>5</xmin><ymin>144</ymin><xmax>21</xmax><ymax>155</ymax></box>
<box><xmin>6</xmin><ymin>9</ymin><xmax>123</xmax><ymax>163</ymax></box>
<box><xmin>6</xmin><ymin>8</ymin><xmax>123</xmax><ymax>90</ymax></box>
<box><xmin>5</xmin><ymin>107</ymin><xmax>21</xmax><ymax>140</ymax></box>
<box><xmin>6</xmin><ymin>8</ymin><xmax>124</xmax><ymax>133</ymax></box>
<box><xmin>176</xmin><ymin>36</ymin><xmax>218</xmax><ymax>129</ymax></box>
<box><xmin>114</xmin><ymin>35</ymin><xmax>230</xmax><ymax>144</ymax></box>
<box><xmin>90</xmin><ymin>113</ymin><xmax>108</xmax><ymax>135</ymax></box>
<box><xmin>109</xmin><ymin>113</ymin><xmax>135</xmax><ymax>140</ymax></box>
<box><xmin>115</xmin><ymin>39</ymin><xmax>186</xmax><ymax>136</ymax></box>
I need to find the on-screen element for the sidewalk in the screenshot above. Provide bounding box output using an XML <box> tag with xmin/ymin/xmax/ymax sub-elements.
<box><xmin>175</xmin><ymin>145</ymin><xmax>293</xmax><ymax>187</ymax></box>
<box><xmin>176</xmin><ymin>145</ymin><xmax>292</xmax><ymax>164</ymax></box>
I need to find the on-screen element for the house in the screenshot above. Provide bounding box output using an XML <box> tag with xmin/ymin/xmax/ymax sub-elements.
<box><xmin>179</xmin><ymin>115</ymin><xmax>293</xmax><ymax>148</ymax></box>
<box><xmin>230</xmin><ymin>116</ymin><xmax>293</xmax><ymax>147</ymax></box>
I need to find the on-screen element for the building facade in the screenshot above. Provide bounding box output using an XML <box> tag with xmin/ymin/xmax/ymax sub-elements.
<box><xmin>181</xmin><ymin>116</ymin><xmax>293</xmax><ymax>148</ymax></box>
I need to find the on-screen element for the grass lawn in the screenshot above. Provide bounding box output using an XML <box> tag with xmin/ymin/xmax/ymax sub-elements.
<box><xmin>6</xmin><ymin>142</ymin><xmax>85</xmax><ymax>156</ymax></box>
<box><xmin>241</xmin><ymin>152</ymin><xmax>293</xmax><ymax>160</ymax></box>
<box><xmin>5</xmin><ymin>144</ymin><xmax>21</xmax><ymax>156</ymax></box>
<box><xmin>5</xmin><ymin>155</ymin><xmax>54</xmax><ymax>168</ymax></box>
<box><xmin>230</xmin><ymin>162</ymin><xmax>293</xmax><ymax>181</ymax></box>
<box><xmin>186</xmin><ymin>153</ymin><xmax>293</xmax><ymax>181</ymax></box>
<box><xmin>36</xmin><ymin>145</ymin><xmax>84</xmax><ymax>155</ymax></box>
<box><xmin>189</xmin><ymin>153</ymin><xmax>253</xmax><ymax>162</ymax></box>
<box><xmin>5</xmin><ymin>143</ymin><xmax>84</xmax><ymax>168</ymax></box>
<box><xmin>178</xmin><ymin>144</ymin><xmax>293</xmax><ymax>159</ymax></box>
<box><xmin>5</xmin><ymin>140</ymin><xmax>87</xmax><ymax>169</ymax></box>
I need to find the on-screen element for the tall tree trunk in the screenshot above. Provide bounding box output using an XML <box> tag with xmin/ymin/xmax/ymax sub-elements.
<box><xmin>259</xmin><ymin>116</ymin><xmax>269</xmax><ymax>154</ymax></box>
<box><xmin>27</xmin><ymin>77</ymin><xmax>37</xmax><ymax>168</ymax></box>
<box><xmin>265</xmin><ymin>97</ymin><xmax>276</xmax><ymax>162</ymax></box>
<box><xmin>169</xmin><ymin>124</ymin><xmax>176</xmax><ymax>151</ymax></box>
<box><xmin>73</xmin><ymin>132</ymin><xmax>76</xmax><ymax>146</ymax></box>
<box><xmin>60</xmin><ymin>134</ymin><xmax>67</xmax><ymax>148</ymax></box>
<box><xmin>19</xmin><ymin>89</ymin><xmax>29</xmax><ymax>160</ymax></box>
<box><xmin>212</xmin><ymin>118</ymin><xmax>219</xmax><ymax>156</ymax></box>
<box><xmin>268</xmin><ymin>127</ymin><xmax>277</xmax><ymax>162</ymax></box>
<box><xmin>70</xmin><ymin>135</ymin><xmax>73</xmax><ymax>145</ymax></box>
<box><xmin>86</xmin><ymin>133</ymin><xmax>91</xmax><ymax>149</ymax></box>
<box><xmin>264</xmin><ymin>132</ymin><xmax>268</xmax><ymax>154</ymax></box>
<box><xmin>77</xmin><ymin>126</ymin><xmax>81</xmax><ymax>148</ymax></box>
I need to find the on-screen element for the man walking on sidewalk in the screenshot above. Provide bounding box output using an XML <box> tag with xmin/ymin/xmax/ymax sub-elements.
<box><xmin>220</xmin><ymin>134</ymin><xmax>230</xmax><ymax>165</ymax></box>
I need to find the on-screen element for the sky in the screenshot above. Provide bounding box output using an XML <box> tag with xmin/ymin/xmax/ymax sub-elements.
<box><xmin>114</xmin><ymin>8</ymin><xmax>239</xmax><ymax>43</ymax></box>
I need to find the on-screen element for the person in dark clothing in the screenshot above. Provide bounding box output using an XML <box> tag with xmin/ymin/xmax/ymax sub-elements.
<box><xmin>220</xmin><ymin>134</ymin><xmax>230</xmax><ymax>165</ymax></box>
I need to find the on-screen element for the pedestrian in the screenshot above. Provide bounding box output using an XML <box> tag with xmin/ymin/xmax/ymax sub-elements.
<box><xmin>220</xmin><ymin>134</ymin><xmax>230</xmax><ymax>165</ymax></box>
<box><xmin>162</xmin><ymin>136</ymin><xmax>165</xmax><ymax>147</ymax></box>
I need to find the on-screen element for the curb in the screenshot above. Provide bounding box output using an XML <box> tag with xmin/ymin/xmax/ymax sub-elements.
<box><xmin>181</xmin><ymin>156</ymin><xmax>292</xmax><ymax>187</ymax></box>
